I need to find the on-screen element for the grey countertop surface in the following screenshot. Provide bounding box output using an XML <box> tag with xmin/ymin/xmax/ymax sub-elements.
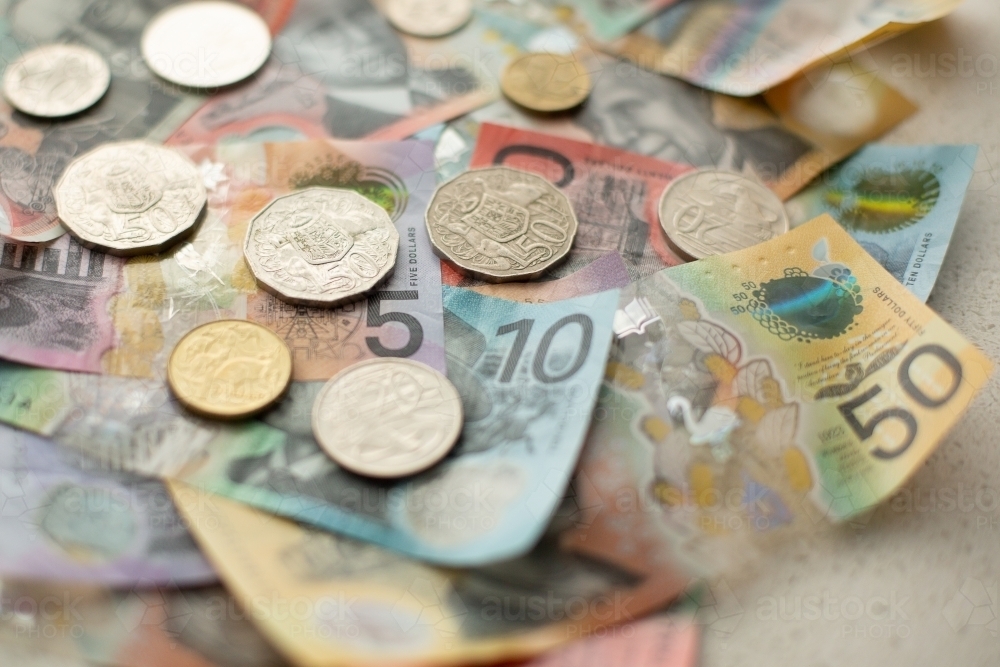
<box><xmin>704</xmin><ymin>2</ymin><xmax>1000</xmax><ymax>665</ymax></box>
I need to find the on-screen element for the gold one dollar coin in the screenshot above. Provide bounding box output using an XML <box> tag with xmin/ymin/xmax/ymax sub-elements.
<box><xmin>500</xmin><ymin>52</ymin><xmax>591</xmax><ymax>112</ymax></box>
<box><xmin>168</xmin><ymin>320</ymin><xmax>292</xmax><ymax>420</ymax></box>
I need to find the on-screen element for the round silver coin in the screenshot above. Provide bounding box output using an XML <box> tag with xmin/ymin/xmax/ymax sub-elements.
<box><xmin>425</xmin><ymin>166</ymin><xmax>578</xmax><ymax>282</ymax></box>
<box><xmin>2</xmin><ymin>44</ymin><xmax>110</xmax><ymax>117</ymax></box>
<box><xmin>141</xmin><ymin>1</ymin><xmax>272</xmax><ymax>88</ymax></box>
<box><xmin>384</xmin><ymin>0</ymin><xmax>473</xmax><ymax>38</ymax></box>
<box><xmin>54</xmin><ymin>141</ymin><xmax>207</xmax><ymax>256</ymax></box>
<box><xmin>658</xmin><ymin>169</ymin><xmax>789</xmax><ymax>260</ymax></box>
<box><xmin>244</xmin><ymin>188</ymin><xmax>399</xmax><ymax>307</ymax></box>
<box><xmin>312</xmin><ymin>358</ymin><xmax>463</xmax><ymax>478</ymax></box>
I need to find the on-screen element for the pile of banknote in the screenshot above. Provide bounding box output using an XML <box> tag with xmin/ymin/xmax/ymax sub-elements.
<box><xmin>0</xmin><ymin>1</ymin><xmax>989</xmax><ymax>666</ymax></box>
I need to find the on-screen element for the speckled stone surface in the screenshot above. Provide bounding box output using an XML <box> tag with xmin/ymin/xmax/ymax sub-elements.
<box><xmin>702</xmin><ymin>3</ymin><xmax>1000</xmax><ymax>665</ymax></box>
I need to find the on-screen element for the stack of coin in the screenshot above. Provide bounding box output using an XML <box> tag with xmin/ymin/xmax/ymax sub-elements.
<box><xmin>658</xmin><ymin>169</ymin><xmax>790</xmax><ymax>261</ymax></box>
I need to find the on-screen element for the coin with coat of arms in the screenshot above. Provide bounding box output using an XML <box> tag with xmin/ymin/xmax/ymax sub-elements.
<box><xmin>54</xmin><ymin>141</ymin><xmax>207</xmax><ymax>256</ymax></box>
<box><xmin>425</xmin><ymin>166</ymin><xmax>578</xmax><ymax>282</ymax></box>
<box><xmin>244</xmin><ymin>188</ymin><xmax>399</xmax><ymax>307</ymax></box>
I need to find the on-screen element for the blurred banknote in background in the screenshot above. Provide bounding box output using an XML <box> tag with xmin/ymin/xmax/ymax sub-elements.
<box><xmin>168</xmin><ymin>0</ymin><xmax>554</xmax><ymax>145</ymax></box>
<box><xmin>787</xmin><ymin>144</ymin><xmax>978</xmax><ymax>302</ymax></box>
<box><xmin>605</xmin><ymin>0</ymin><xmax>963</xmax><ymax>95</ymax></box>
<box><xmin>168</xmin><ymin>479</ymin><xmax>688</xmax><ymax>666</ymax></box>
<box><xmin>0</xmin><ymin>424</ymin><xmax>215</xmax><ymax>586</ymax></box>
<box><xmin>436</xmin><ymin>54</ymin><xmax>917</xmax><ymax>200</ymax></box>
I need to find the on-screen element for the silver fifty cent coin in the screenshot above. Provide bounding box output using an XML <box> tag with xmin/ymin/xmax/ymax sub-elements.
<box><xmin>425</xmin><ymin>166</ymin><xmax>578</xmax><ymax>282</ymax></box>
<box><xmin>2</xmin><ymin>44</ymin><xmax>110</xmax><ymax>117</ymax></box>
<box><xmin>141</xmin><ymin>1</ymin><xmax>272</xmax><ymax>88</ymax></box>
<box><xmin>54</xmin><ymin>141</ymin><xmax>207</xmax><ymax>256</ymax></box>
<box><xmin>658</xmin><ymin>169</ymin><xmax>789</xmax><ymax>260</ymax></box>
<box><xmin>384</xmin><ymin>0</ymin><xmax>473</xmax><ymax>38</ymax></box>
<box><xmin>312</xmin><ymin>358</ymin><xmax>464</xmax><ymax>478</ymax></box>
<box><xmin>243</xmin><ymin>188</ymin><xmax>399</xmax><ymax>308</ymax></box>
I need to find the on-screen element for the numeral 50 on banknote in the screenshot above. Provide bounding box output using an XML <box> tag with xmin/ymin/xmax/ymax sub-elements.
<box><xmin>835</xmin><ymin>344</ymin><xmax>962</xmax><ymax>460</ymax></box>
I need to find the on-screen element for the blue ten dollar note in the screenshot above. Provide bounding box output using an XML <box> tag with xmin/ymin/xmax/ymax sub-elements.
<box><xmin>178</xmin><ymin>287</ymin><xmax>620</xmax><ymax>565</ymax></box>
<box><xmin>787</xmin><ymin>144</ymin><xmax>978</xmax><ymax>302</ymax></box>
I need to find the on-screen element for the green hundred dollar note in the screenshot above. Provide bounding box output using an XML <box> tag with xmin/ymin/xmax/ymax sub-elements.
<box><xmin>574</xmin><ymin>215</ymin><xmax>990</xmax><ymax>573</ymax></box>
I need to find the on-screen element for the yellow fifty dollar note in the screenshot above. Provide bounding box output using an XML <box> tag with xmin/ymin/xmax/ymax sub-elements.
<box><xmin>605</xmin><ymin>214</ymin><xmax>991</xmax><ymax>526</ymax></box>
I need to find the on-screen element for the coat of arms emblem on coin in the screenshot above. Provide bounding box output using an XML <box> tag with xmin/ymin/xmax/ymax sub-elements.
<box><xmin>425</xmin><ymin>166</ymin><xmax>578</xmax><ymax>282</ymax></box>
<box><xmin>244</xmin><ymin>188</ymin><xmax>399</xmax><ymax>307</ymax></box>
<box><xmin>54</xmin><ymin>141</ymin><xmax>207</xmax><ymax>256</ymax></box>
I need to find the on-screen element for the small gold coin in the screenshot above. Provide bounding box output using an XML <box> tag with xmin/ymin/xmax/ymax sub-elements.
<box><xmin>168</xmin><ymin>320</ymin><xmax>292</xmax><ymax>420</ymax></box>
<box><xmin>500</xmin><ymin>52</ymin><xmax>591</xmax><ymax>112</ymax></box>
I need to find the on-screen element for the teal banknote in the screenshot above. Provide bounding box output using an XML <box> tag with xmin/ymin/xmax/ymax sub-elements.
<box><xmin>787</xmin><ymin>144</ymin><xmax>978</xmax><ymax>302</ymax></box>
<box><xmin>176</xmin><ymin>287</ymin><xmax>619</xmax><ymax>565</ymax></box>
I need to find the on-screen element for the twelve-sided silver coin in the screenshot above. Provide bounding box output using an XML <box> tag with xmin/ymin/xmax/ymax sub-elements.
<box><xmin>54</xmin><ymin>141</ymin><xmax>207</xmax><ymax>256</ymax></box>
<box><xmin>425</xmin><ymin>166</ymin><xmax>578</xmax><ymax>282</ymax></box>
<box><xmin>244</xmin><ymin>188</ymin><xmax>399</xmax><ymax>307</ymax></box>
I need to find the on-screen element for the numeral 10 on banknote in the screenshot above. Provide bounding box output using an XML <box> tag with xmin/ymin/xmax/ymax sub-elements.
<box><xmin>496</xmin><ymin>316</ymin><xmax>595</xmax><ymax>383</ymax></box>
